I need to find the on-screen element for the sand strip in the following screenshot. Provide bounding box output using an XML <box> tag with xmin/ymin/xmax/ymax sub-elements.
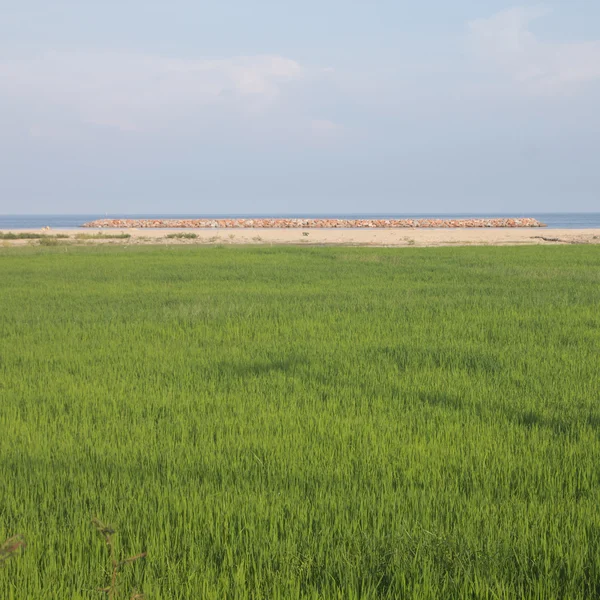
<box><xmin>2</xmin><ymin>228</ymin><xmax>599</xmax><ymax>247</ymax></box>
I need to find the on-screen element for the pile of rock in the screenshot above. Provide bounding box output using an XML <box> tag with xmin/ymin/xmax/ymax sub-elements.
<box><xmin>83</xmin><ymin>217</ymin><xmax>546</xmax><ymax>229</ymax></box>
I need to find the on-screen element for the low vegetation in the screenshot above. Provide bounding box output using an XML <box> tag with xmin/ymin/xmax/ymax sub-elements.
<box><xmin>1</xmin><ymin>245</ymin><xmax>599</xmax><ymax>598</ymax></box>
<box><xmin>165</xmin><ymin>232</ymin><xmax>198</xmax><ymax>239</ymax></box>
<box><xmin>0</xmin><ymin>232</ymin><xmax>69</xmax><ymax>239</ymax></box>
<box><xmin>74</xmin><ymin>233</ymin><xmax>132</xmax><ymax>240</ymax></box>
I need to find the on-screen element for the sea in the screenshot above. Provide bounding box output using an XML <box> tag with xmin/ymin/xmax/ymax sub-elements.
<box><xmin>1</xmin><ymin>213</ymin><xmax>600</xmax><ymax>230</ymax></box>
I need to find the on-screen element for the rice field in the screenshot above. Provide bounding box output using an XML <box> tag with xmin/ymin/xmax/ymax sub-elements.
<box><xmin>1</xmin><ymin>244</ymin><xmax>599</xmax><ymax>599</ymax></box>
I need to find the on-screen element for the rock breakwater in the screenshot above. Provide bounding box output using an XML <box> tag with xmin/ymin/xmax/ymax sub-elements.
<box><xmin>83</xmin><ymin>218</ymin><xmax>546</xmax><ymax>229</ymax></box>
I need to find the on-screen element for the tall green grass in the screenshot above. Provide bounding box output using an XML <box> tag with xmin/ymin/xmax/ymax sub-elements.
<box><xmin>1</xmin><ymin>245</ymin><xmax>599</xmax><ymax>599</ymax></box>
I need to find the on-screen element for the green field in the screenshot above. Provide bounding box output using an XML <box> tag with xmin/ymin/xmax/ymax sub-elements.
<box><xmin>1</xmin><ymin>244</ymin><xmax>599</xmax><ymax>599</ymax></box>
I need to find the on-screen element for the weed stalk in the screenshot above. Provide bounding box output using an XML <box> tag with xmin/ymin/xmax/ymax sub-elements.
<box><xmin>92</xmin><ymin>518</ymin><xmax>146</xmax><ymax>600</ymax></box>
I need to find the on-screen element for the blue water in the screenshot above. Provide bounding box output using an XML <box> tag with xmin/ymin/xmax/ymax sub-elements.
<box><xmin>1</xmin><ymin>213</ymin><xmax>600</xmax><ymax>229</ymax></box>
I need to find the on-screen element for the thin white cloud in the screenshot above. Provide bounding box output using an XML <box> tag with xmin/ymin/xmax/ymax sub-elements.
<box><xmin>0</xmin><ymin>51</ymin><xmax>307</xmax><ymax>132</ymax></box>
<box><xmin>469</xmin><ymin>7</ymin><xmax>600</xmax><ymax>94</ymax></box>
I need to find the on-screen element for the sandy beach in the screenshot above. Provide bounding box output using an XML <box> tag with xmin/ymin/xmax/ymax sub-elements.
<box><xmin>2</xmin><ymin>228</ymin><xmax>599</xmax><ymax>247</ymax></box>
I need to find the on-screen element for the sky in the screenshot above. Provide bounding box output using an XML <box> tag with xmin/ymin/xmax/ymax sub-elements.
<box><xmin>1</xmin><ymin>1</ymin><xmax>599</xmax><ymax>214</ymax></box>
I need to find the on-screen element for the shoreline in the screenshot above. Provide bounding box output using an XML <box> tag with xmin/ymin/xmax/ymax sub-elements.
<box><xmin>2</xmin><ymin>228</ymin><xmax>599</xmax><ymax>247</ymax></box>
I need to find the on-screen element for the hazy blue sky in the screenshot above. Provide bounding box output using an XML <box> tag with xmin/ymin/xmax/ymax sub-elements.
<box><xmin>1</xmin><ymin>1</ymin><xmax>599</xmax><ymax>214</ymax></box>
